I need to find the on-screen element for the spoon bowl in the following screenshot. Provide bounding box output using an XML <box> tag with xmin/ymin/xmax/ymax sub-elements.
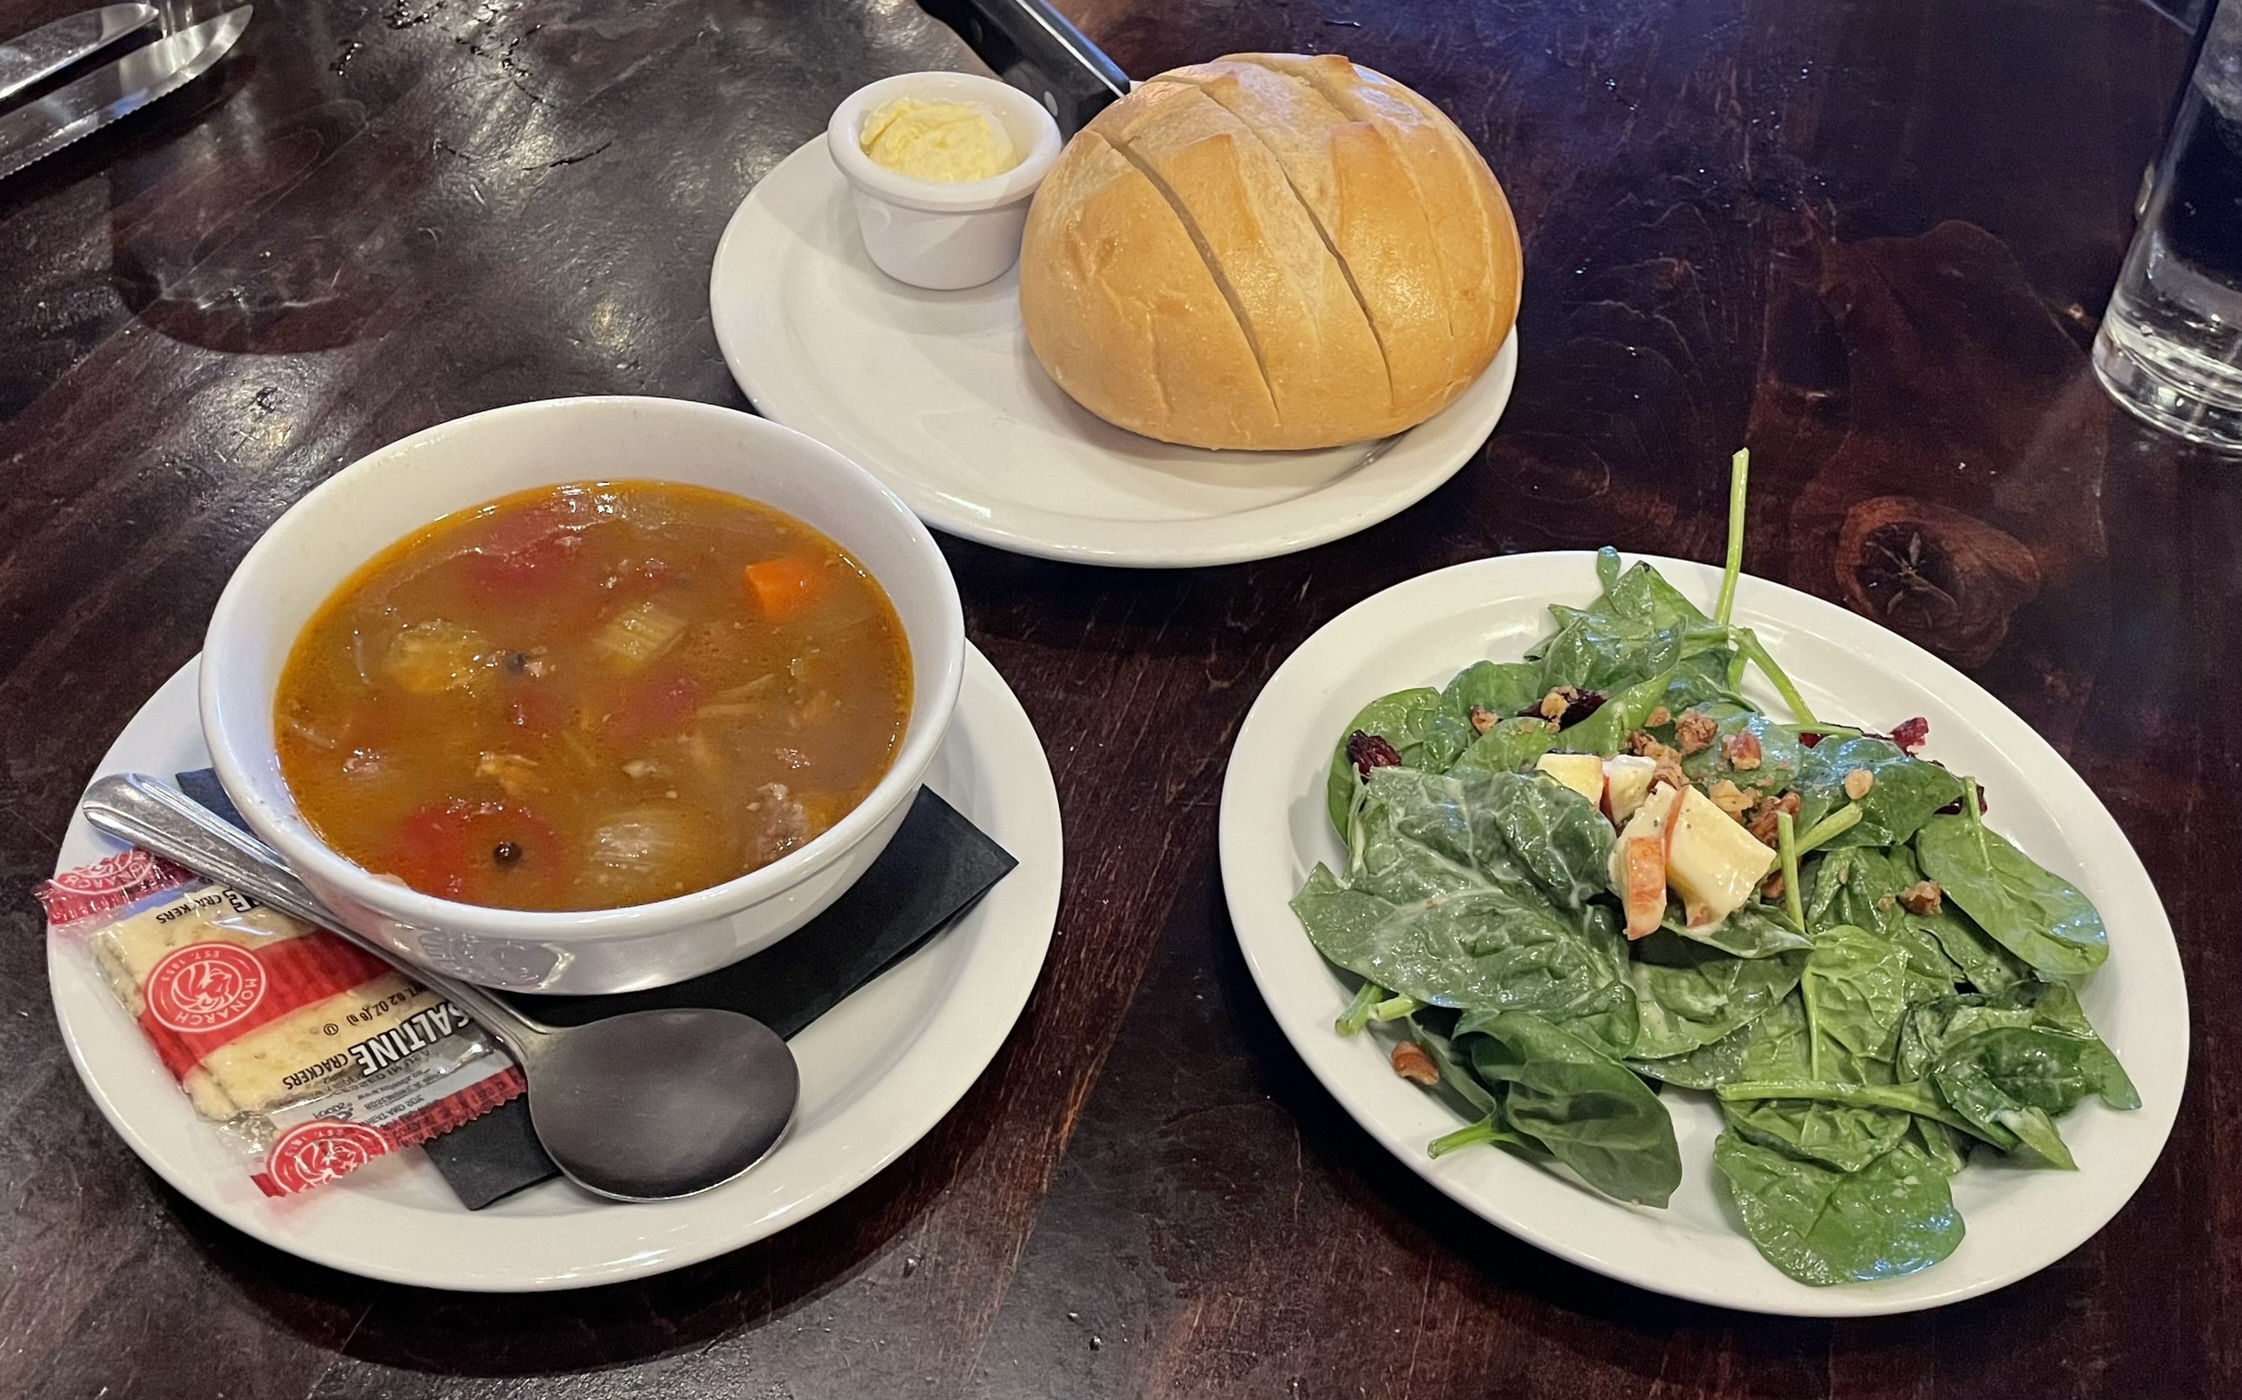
<box><xmin>522</xmin><ymin>1007</ymin><xmax>797</xmax><ymax>1201</ymax></box>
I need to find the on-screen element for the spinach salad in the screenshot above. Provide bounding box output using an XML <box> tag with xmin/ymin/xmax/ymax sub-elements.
<box><xmin>1291</xmin><ymin>452</ymin><xmax>2137</xmax><ymax>1286</ymax></box>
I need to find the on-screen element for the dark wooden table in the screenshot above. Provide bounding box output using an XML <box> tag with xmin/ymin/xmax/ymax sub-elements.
<box><xmin>1</xmin><ymin>0</ymin><xmax>2228</xmax><ymax>1394</ymax></box>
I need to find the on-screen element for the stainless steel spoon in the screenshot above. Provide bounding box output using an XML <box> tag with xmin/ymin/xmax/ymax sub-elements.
<box><xmin>81</xmin><ymin>772</ymin><xmax>800</xmax><ymax>1204</ymax></box>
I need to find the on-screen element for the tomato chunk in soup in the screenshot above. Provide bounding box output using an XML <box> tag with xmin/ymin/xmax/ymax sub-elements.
<box><xmin>274</xmin><ymin>481</ymin><xmax>913</xmax><ymax>911</ymax></box>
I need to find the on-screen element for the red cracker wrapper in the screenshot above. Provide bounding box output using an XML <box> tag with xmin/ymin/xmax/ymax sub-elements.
<box><xmin>38</xmin><ymin>849</ymin><xmax>525</xmax><ymax>1196</ymax></box>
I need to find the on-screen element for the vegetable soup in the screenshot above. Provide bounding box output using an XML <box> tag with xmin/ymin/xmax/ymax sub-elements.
<box><xmin>275</xmin><ymin>481</ymin><xmax>912</xmax><ymax>911</ymax></box>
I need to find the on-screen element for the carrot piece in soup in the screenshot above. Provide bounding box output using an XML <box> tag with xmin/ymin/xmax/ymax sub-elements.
<box><xmin>744</xmin><ymin>555</ymin><xmax>824</xmax><ymax>620</ymax></box>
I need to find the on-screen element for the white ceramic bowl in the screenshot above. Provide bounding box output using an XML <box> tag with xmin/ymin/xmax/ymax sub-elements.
<box><xmin>826</xmin><ymin>71</ymin><xmax>1062</xmax><ymax>290</ymax></box>
<box><xmin>200</xmin><ymin>396</ymin><xmax>966</xmax><ymax>995</ymax></box>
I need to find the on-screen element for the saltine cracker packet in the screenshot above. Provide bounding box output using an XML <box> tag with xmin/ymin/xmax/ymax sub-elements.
<box><xmin>38</xmin><ymin>848</ymin><xmax>525</xmax><ymax>1195</ymax></box>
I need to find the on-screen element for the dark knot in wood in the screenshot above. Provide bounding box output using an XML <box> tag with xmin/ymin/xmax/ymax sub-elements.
<box><xmin>1835</xmin><ymin>496</ymin><xmax>2041</xmax><ymax>667</ymax></box>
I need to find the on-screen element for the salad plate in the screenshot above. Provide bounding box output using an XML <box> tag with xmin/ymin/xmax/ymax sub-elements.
<box><xmin>49</xmin><ymin>644</ymin><xmax>1062</xmax><ymax>1291</ymax></box>
<box><xmin>708</xmin><ymin>138</ymin><xmax>1518</xmax><ymax>568</ymax></box>
<box><xmin>1218</xmin><ymin>551</ymin><xmax>2187</xmax><ymax>1316</ymax></box>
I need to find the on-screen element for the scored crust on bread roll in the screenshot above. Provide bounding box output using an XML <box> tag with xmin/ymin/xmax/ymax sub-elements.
<box><xmin>1020</xmin><ymin>53</ymin><xmax>1522</xmax><ymax>451</ymax></box>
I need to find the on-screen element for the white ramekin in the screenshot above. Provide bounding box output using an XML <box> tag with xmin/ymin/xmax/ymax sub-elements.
<box><xmin>826</xmin><ymin>71</ymin><xmax>1063</xmax><ymax>291</ymax></box>
<box><xmin>200</xmin><ymin>397</ymin><xmax>966</xmax><ymax>995</ymax></box>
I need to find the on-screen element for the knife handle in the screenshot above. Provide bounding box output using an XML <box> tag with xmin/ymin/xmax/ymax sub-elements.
<box><xmin>917</xmin><ymin>0</ymin><xmax>1128</xmax><ymax>138</ymax></box>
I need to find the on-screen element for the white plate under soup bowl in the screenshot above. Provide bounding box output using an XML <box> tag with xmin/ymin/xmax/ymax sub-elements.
<box><xmin>201</xmin><ymin>395</ymin><xmax>966</xmax><ymax>995</ymax></box>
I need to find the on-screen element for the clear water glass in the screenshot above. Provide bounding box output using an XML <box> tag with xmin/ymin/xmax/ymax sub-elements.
<box><xmin>2095</xmin><ymin>0</ymin><xmax>2242</xmax><ymax>450</ymax></box>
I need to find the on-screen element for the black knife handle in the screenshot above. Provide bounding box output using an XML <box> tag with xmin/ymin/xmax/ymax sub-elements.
<box><xmin>917</xmin><ymin>0</ymin><xmax>1129</xmax><ymax>138</ymax></box>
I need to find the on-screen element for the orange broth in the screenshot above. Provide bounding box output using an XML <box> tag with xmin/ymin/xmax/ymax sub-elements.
<box><xmin>274</xmin><ymin>481</ymin><xmax>913</xmax><ymax>911</ymax></box>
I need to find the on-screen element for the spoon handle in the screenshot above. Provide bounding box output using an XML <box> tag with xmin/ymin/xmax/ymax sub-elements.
<box><xmin>81</xmin><ymin>773</ymin><xmax>551</xmax><ymax>1063</ymax></box>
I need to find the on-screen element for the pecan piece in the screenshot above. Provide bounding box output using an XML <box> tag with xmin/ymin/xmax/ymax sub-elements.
<box><xmin>1630</xmin><ymin>731</ymin><xmax>1683</xmax><ymax>764</ymax></box>
<box><xmin>1707</xmin><ymin>778</ymin><xmax>1755</xmax><ymax>819</ymax></box>
<box><xmin>1468</xmin><ymin>704</ymin><xmax>1498</xmax><ymax>735</ymax></box>
<box><xmin>1674</xmin><ymin>709</ymin><xmax>1720</xmax><ymax>755</ymax></box>
<box><xmin>1391</xmin><ymin>1041</ymin><xmax>1440</xmax><ymax>1086</ymax></box>
<box><xmin>1747</xmin><ymin>791</ymin><xmax>1800</xmax><ymax>847</ymax></box>
<box><xmin>1722</xmin><ymin>730</ymin><xmax>1764</xmax><ymax>771</ymax></box>
<box><xmin>1898</xmin><ymin>880</ymin><xmax>1944</xmax><ymax>915</ymax></box>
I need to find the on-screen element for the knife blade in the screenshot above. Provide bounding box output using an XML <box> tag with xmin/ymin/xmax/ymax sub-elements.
<box><xmin>0</xmin><ymin>6</ymin><xmax>251</xmax><ymax>184</ymax></box>
<box><xmin>0</xmin><ymin>4</ymin><xmax>159</xmax><ymax>104</ymax></box>
<box><xmin>917</xmin><ymin>0</ymin><xmax>1128</xmax><ymax>138</ymax></box>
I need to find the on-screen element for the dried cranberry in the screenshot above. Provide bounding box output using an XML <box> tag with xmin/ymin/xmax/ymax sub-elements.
<box><xmin>1347</xmin><ymin>731</ymin><xmax>1404</xmax><ymax>778</ymax></box>
<box><xmin>1556</xmin><ymin>691</ymin><xmax>1607</xmax><ymax>728</ymax></box>
<box><xmin>1890</xmin><ymin>716</ymin><xmax>1930</xmax><ymax>753</ymax></box>
<box><xmin>1516</xmin><ymin>689</ymin><xmax>1607</xmax><ymax>729</ymax></box>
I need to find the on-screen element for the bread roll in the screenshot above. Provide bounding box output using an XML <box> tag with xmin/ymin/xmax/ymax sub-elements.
<box><xmin>1020</xmin><ymin>53</ymin><xmax>1522</xmax><ymax>451</ymax></box>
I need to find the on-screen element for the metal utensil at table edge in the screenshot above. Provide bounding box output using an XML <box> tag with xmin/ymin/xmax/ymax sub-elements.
<box><xmin>0</xmin><ymin>7</ymin><xmax>252</xmax><ymax>184</ymax></box>
<box><xmin>0</xmin><ymin>4</ymin><xmax>159</xmax><ymax>105</ymax></box>
<box><xmin>81</xmin><ymin>772</ymin><xmax>801</xmax><ymax>1204</ymax></box>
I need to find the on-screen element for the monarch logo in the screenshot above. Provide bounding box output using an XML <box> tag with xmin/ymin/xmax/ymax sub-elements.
<box><xmin>267</xmin><ymin>1120</ymin><xmax>389</xmax><ymax>1193</ymax></box>
<box><xmin>146</xmin><ymin>942</ymin><xmax>266</xmax><ymax>1032</ymax></box>
<box><xmin>346</xmin><ymin>1001</ymin><xmax>471</xmax><ymax>1076</ymax></box>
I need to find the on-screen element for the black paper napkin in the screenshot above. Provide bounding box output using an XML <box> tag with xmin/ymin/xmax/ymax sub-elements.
<box><xmin>175</xmin><ymin>770</ymin><xmax>1017</xmax><ymax>1209</ymax></box>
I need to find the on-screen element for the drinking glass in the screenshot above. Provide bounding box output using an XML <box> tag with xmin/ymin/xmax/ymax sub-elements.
<box><xmin>2094</xmin><ymin>0</ymin><xmax>2242</xmax><ymax>450</ymax></box>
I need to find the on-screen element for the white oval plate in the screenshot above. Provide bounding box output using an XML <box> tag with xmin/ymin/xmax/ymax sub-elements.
<box><xmin>50</xmin><ymin>645</ymin><xmax>1061</xmax><ymax>1291</ymax></box>
<box><xmin>1218</xmin><ymin>553</ymin><xmax>2188</xmax><ymax>1316</ymax></box>
<box><xmin>708</xmin><ymin>139</ymin><xmax>1518</xmax><ymax>568</ymax></box>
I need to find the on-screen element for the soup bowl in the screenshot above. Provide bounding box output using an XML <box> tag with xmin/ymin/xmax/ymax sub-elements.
<box><xmin>201</xmin><ymin>396</ymin><xmax>966</xmax><ymax>994</ymax></box>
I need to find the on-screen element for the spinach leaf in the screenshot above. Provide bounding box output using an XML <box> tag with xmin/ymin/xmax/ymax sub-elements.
<box><xmin>1296</xmin><ymin>769</ymin><xmax>1632</xmax><ymax>1025</ymax></box>
<box><xmin>1800</xmin><ymin>924</ymin><xmax>1910</xmax><ymax>1081</ymax></box>
<box><xmin>1897</xmin><ymin>983</ymin><xmax>2136</xmax><ymax>1110</ymax></box>
<box><xmin>1710</xmin><ymin>995</ymin><xmax>1916</xmax><ymax>1172</ymax></box>
<box><xmin>1349</xmin><ymin>768</ymin><xmax>1610</xmax><ymax>911</ymax></box>
<box><xmin>1724</xmin><ymin>1098</ymin><xmax>1914</xmax><ymax>1175</ymax></box>
<box><xmin>1323</xmin><ymin>688</ymin><xmax>1476</xmax><ymax>831</ymax></box>
<box><xmin>1680</xmin><ymin>711</ymin><xmax>1803</xmax><ymax>797</ymax></box>
<box><xmin>1562</xmin><ymin>668</ymin><xmax>1681</xmax><ymax>756</ymax></box>
<box><xmin>1595</xmin><ymin>550</ymin><xmax>1711</xmax><ymax>630</ymax></box>
<box><xmin>1941</xmin><ymin>1026</ymin><xmax>2138</xmax><ymax>1117</ymax></box>
<box><xmin>1464</xmin><ymin>1011</ymin><xmax>1683</xmax><ymax>1208</ymax></box>
<box><xmin>1627</xmin><ymin>986</ymin><xmax>1802</xmax><ymax>1087</ymax></box>
<box><xmin>1292</xmin><ymin>868</ymin><xmax>1619</xmax><ymax>1016</ymax></box>
<box><xmin>1440</xmin><ymin>660</ymin><xmax>1545</xmax><ymax>723</ymax></box>
<box><xmin>1463</xmin><ymin>945</ymin><xmax>1643</xmax><ymax>1060</ymax></box>
<box><xmin>1913</xmin><ymin>814</ymin><xmax>2109</xmax><ymax>976</ymax></box>
<box><xmin>1714</xmin><ymin>1135</ymin><xmax>1965</xmax><ymax>1286</ymax></box>
<box><xmin>1623</xmin><ymin>933</ymin><xmax>1808</xmax><ymax>1059</ymax></box>
<box><xmin>1895</xmin><ymin>994</ymin><xmax>2038</xmax><ymax>1083</ymax></box>
<box><xmin>1864</xmin><ymin>841</ymin><xmax>2033</xmax><ymax>993</ymax></box>
<box><xmin>1480</xmin><ymin>772</ymin><xmax>1614</xmax><ymax>910</ymax></box>
<box><xmin>1449</xmin><ymin>716</ymin><xmax>1559</xmax><ymax>776</ymax></box>
<box><xmin>1629</xmin><ymin>1026</ymin><xmax>1754</xmax><ymax>1088</ymax></box>
<box><xmin>1794</xmin><ymin>736</ymin><xmax>1963</xmax><ymax>850</ymax></box>
<box><xmin>1660</xmin><ymin>649</ymin><xmax>1750</xmax><ymax>716</ymax></box>
<box><xmin>1913</xmin><ymin>1118</ymin><xmax>1971</xmax><ymax>1175</ymax></box>
<box><xmin>1807</xmin><ymin>848</ymin><xmax>1963</xmax><ymax>1001</ymax></box>
<box><xmin>1929</xmin><ymin>1054</ymin><xmax>2077</xmax><ymax>1169</ymax></box>
<box><xmin>1907</xmin><ymin>892</ymin><xmax>2032</xmax><ymax>994</ymax></box>
<box><xmin>1531</xmin><ymin>606</ymin><xmax>1686</xmax><ymax>694</ymax></box>
<box><xmin>1665</xmin><ymin>899</ymin><xmax>1814</xmax><ymax>959</ymax></box>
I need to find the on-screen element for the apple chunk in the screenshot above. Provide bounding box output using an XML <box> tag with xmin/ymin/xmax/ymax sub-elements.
<box><xmin>1600</xmin><ymin>755</ymin><xmax>1659</xmax><ymax>823</ymax></box>
<box><xmin>1607</xmin><ymin>782</ymin><xmax>1681</xmax><ymax>939</ymax></box>
<box><xmin>1666</xmin><ymin>785</ymin><xmax>1777</xmax><ymax>929</ymax></box>
<box><xmin>1534</xmin><ymin>752</ymin><xmax>1606</xmax><ymax>805</ymax></box>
